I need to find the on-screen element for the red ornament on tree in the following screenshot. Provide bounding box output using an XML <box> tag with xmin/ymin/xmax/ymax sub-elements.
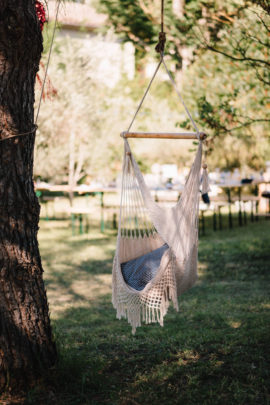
<box><xmin>35</xmin><ymin>0</ymin><xmax>47</xmax><ymax>31</ymax></box>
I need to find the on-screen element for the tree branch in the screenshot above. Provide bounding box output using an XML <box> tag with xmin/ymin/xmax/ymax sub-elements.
<box><xmin>254</xmin><ymin>66</ymin><xmax>270</xmax><ymax>85</ymax></box>
<box><xmin>206</xmin><ymin>44</ymin><xmax>270</xmax><ymax>67</ymax></box>
<box><xmin>251</xmin><ymin>9</ymin><xmax>270</xmax><ymax>33</ymax></box>
<box><xmin>245</xmin><ymin>32</ymin><xmax>270</xmax><ymax>48</ymax></box>
<box><xmin>219</xmin><ymin>118</ymin><xmax>270</xmax><ymax>134</ymax></box>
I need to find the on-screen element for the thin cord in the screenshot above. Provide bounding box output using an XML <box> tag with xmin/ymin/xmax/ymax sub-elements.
<box><xmin>0</xmin><ymin>126</ymin><xmax>37</xmax><ymax>142</ymax></box>
<box><xmin>125</xmin><ymin>54</ymin><xmax>200</xmax><ymax>138</ymax></box>
<box><xmin>155</xmin><ymin>0</ymin><xmax>166</xmax><ymax>54</ymax></box>
<box><xmin>126</xmin><ymin>0</ymin><xmax>166</xmax><ymax>131</ymax></box>
<box><xmin>35</xmin><ymin>0</ymin><xmax>60</xmax><ymax>124</ymax></box>
<box><xmin>0</xmin><ymin>1</ymin><xmax>60</xmax><ymax>143</ymax></box>
<box><xmin>161</xmin><ymin>0</ymin><xmax>164</xmax><ymax>33</ymax></box>
<box><xmin>125</xmin><ymin>0</ymin><xmax>200</xmax><ymax>135</ymax></box>
<box><xmin>162</xmin><ymin>58</ymin><xmax>200</xmax><ymax>137</ymax></box>
<box><xmin>126</xmin><ymin>58</ymin><xmax>163</xmax><ymax>132</ymax></box>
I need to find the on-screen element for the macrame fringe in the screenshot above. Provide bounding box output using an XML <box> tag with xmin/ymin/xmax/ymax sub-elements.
<box><xmin>113</xmin><ymin>280</ymin><xmax>179</xmax><ymax>335</ymax></box>
<box><xmin>112</xmin><ymin>250</ymin><xmax>180</xmax><ymax>334</ymax></box>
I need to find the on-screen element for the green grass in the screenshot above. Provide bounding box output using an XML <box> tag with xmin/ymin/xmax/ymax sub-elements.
<box><xmin>25</xmin><ymin>219</ymin><xmax>270</xmax><ymax>405</ymax></box>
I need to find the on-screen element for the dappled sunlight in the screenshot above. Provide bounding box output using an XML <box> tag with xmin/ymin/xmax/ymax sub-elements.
<box><xmin>47</xmin><ymin>274</ymin><xmax>111</xmax><ymax>319</ymax></box>
<box><xmin>1</xmin><ymin>0</ymin><xmax>269</xmax><ymax>401</ymax></box>
<box><xmin>198</xmin><ymin>223</ymin><xmax>270</xmax><ymax>282</ymax></box>
<box><xmin>197</xmin><ymin>262</ymin><xmax>208</xmax><ymax>277</ymax></box>
<box><xmin>38</xmin><ymin>220</ymin><xmax>116</xmax><ymax>319</ymax></box>
<box><xmin>45</xmin><ymin>272</ymin><xmax>112</xmax><ymax>319</ymax></box>
<box><xmin>50</xmin><ymin>293</ymin><xmax>268</xmax><ymax>404</ymax></box>
<box><xmin>176</xmin><ymin>350</ymin><xmax>200</xmax><ymax>366</ymax></box>
<box><xmin>34</xmin><ymin>220</ymin><xmax>270</xmax><ymax>403</ymax></box>
<box><xmin>72</xmin><ymin>274</ymin><xmax>112</xmax><ymax>301</ymax></box>
<box><xmin>228</xmin><ymin>320</ymin><xmax>242</xmax><ymax>329</ymax></box>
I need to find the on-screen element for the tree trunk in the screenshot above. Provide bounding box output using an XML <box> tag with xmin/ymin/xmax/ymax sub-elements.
<box><xmin>0</xmin><ymin>0</ymin><xmax>57</xmax><ymax>392</ymax></box>
<box><xmin>172</xmin><ymin>0</ymin><xmax>184</xmax><ymax>19</ymax></box>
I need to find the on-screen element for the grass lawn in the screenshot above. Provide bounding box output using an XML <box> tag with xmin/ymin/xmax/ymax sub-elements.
<box><xmin>20</xmin><ymin>219</ymin><xmax>270</xmax><ymax>404</ymax></box>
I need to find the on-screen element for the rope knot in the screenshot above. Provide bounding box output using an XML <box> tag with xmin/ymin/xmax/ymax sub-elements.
<box><xmin>155</xmin><ymin>32</ymin><xmax>166</xmax><ymax>54</ymax></box>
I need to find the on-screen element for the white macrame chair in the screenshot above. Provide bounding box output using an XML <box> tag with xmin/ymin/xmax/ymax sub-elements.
<box><xmin>112</xmin><ymin>56</ymin><xmax>210</xmax><ymax>334</ymax></box>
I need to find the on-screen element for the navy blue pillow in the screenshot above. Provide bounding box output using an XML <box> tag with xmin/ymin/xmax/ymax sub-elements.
<box><xmin>121</xmin><ymin>244</ymin><xmax>169</xmax><ymax>291</ymax></box>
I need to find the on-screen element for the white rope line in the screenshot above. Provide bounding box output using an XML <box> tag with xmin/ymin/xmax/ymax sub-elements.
<box><xmin>127</xmin><ymin>165</ymin><xmax>133</xmax><ymax>235</ymax></box>
<box><xmin>126</xmin><ymin>54</ymin><xmax>200</xmax><ymax>139</ymax></box>
<box><xmin>35</xmin><ymin>0</ymin><xmax>61</xmax><ymax>124</ymax></box>
<box><xmin>133</xmin><ymin>162</ymin><xmax>148</xmax><ymax>235</ymax></box>
<box><xmin>119</xmin><ymin>143</ymin><xmax>128</xmax><ymax>237</ymax></box>
<box><xmin>0</xmin><ymin>0</ymin><xmax>60</xmax><ymax>142</ymax></box>
<box><xmin>127</xmin><ymin>58</ymin><xmax>163</xmax><ymax>132</ymax></box>
<box><xmin>0</xmin><ymin>2</ymin><xmax>60</xmax><ymax>143</ymax></box>
<box><xmin>162</xmin><ymin>58</ymin><xmax>200</xmax><ymax>137</ymax></box>
<box><xmin>123</xmin><ymin>156</ymin><xmax>129</xmax><ymax>236</ymax></box>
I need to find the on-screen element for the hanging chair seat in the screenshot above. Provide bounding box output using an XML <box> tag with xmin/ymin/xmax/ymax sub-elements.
<box><xmin>121</xmin><ymin>243</ymin><xmax>169</xmax><ymax>291</ymax></box>
<box><xmin>112</xmin><ymin>139</ymin><xmax>210</xmax><ymax>334</ymax></box>
<box><xmin>112</xmin><ymin>51</ymin><xmax>210</xmax><ymax>334</ymax></box>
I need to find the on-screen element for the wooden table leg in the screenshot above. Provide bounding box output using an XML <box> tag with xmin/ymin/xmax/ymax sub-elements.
<box><xmin>238</xmin><ymin>187</ymin><xmax>243</xmax><ymax>226</ymax></box>
<box><xmin>71</xmin><ymin>213</ymin><xmax>76</xmax><ymax>236</ymax></box>
<box><xmin>100</xmin><ymin>192</ymin><xmax>105</xmax><ymax>233</ymax></box>
<box><xmin>226</xmin><ymin>189</ymin><xmax>233</xmax><ymax>229</ymax></box>
<box><xmin>218</xmin><ymin>206</ymin><xmax>222</xmax><ymax>230</ymax></box>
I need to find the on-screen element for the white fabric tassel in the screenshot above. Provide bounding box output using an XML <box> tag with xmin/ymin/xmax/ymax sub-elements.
<box><xmin>202</xmin><ymin>165</ymin><xmax>210</xmax><ymax>195</ymax></box>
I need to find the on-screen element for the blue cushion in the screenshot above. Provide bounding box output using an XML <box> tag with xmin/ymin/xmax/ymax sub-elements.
<box><xmin>121</xmin><ymin>244</ymin><xmax>169</xmax><ymax>291</ymax></box>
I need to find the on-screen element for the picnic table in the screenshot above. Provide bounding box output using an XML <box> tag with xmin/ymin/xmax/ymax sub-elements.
<box><xmin>35</xmin><ymin>180</ymin><xmax>269</xmax><ymax>235</ymax></box>
<box><xmin>70</xmin><ymin>188</ymin><xmax>119</xmax><ymax>234</ymax></box>
<box><xmin>35</xmin><ymin>184</ymin><xmax>118</xmax><ymax>233</ymax></box>
<box><xmin>198</xmin><ymin>180</ymin><xmax>266</xmax><ymax>235</ymax></box>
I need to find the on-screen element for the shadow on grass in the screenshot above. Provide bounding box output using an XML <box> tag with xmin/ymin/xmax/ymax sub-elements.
<box><xmin>28</xmin><ymin>284</ymin><xmax>269</xmax><ymax>405</ymax></box>
<box><xmin>42</xmin><ymin>236</ymin><xmax>116</xmax><ymax>267</ymax></box>
<box><xmin>27</xmin><ymin>221</ymin><xmax>270</xmax><ymax>405</ymax></box>
<box><xmin>40</xmin><ymin>226</ymin><xmax>116</xmax><ymax>303</ymax></box>
<box><xmin>198</xmin><ymin>221</ymin><xmax>270</xmax><ymax>282</ymax></box>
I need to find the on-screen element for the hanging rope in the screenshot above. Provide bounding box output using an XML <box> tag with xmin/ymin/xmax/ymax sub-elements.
<box><xmin>0</xmin><ymin>1</ymin><xmax>60</xmax><ymax>143</ymax></box>
<box><xmin>162</xmin><ymin>59</ymin><xmax>200</xmax><ymax>136</ymax></box>
<box><xmin>126</xmin><ymin>0</ymin><xmax>201</xmax><ymax>141</ymax></box>
<box><xmin>126</xmin><ymin>55</ymin><xmax>200</xmax><ymax>138</ymax></box>
<box><xmin>0</xmin><ymin>126</ymin><xmax>38</xmax><ymax>143</ymax></box>
<box><xmin>155</xmin><ymin>0</ymin><xmax>166</xmax><ymax>54</ymax></box>
<box><xmin>35</xmin><ymin>0</ymin><xmax>60</xmax><ymax>124</ymax></box>
<box><xmin>126</xmin><ymin>59</ymin><xmax>163</xmax><ymax>132</ymax></box>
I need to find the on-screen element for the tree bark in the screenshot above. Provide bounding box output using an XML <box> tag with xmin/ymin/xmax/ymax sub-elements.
<box><xmin>0</xmin><ymin>0</ymin><xmax>57</xmax><ymax>391</ymax></box>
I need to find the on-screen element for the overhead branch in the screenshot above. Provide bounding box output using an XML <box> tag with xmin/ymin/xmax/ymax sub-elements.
<box><xmin>251</xmin><ymin>0</ymin><xmax>270</xmax><ymax>15</ymax></box>
<box><xmin>251</xmin><ymin>9</ymin><xmax>270</xmax><ymax>32</ymax></box>
<box><xmin>205</xmin><ymin>44</ymin><xmax>270</xmax><ymax>67</ymax></box>
<box><xmin>219</xmin><ymin>118</ymin><xmax>270</xmax><ymax>134</ymax></box>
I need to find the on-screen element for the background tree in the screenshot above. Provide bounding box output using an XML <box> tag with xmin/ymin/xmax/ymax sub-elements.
<box><xmin>181</xmin><ymin>3</ymin><xmax>270</xmax><ymax>169</ymax></box>
<box><xmin>0</xmin><ymin>0</ymin><xmax>57</xmax><ymax>392</ymax></box>
<box><xmin>98</xmin><ymin>0</ymin><xmax>270</xmax><ymax>170</ymax></box>
<box><xmin>35</xmin><ymin>31</ymin><xmax>196</xmax><ymax>186</ymax></box>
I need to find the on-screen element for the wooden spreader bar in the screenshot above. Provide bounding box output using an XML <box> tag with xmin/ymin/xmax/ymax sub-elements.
<box><xmin>121</xmin><ymin>131</ymin><xmax>207</xmax><ymax>140</ymax></box>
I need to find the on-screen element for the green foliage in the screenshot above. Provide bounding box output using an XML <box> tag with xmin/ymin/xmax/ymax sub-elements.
<box><xmin>182</xmin><ymin>11</ymin><xmax>270</xmax><ymax>170</ymax></box>
<box><xmin>35</xmin><ymin>30</ymin><xmax>197</xmax><ymax>184</ymax></box>
<box><xmin>97</xmin><ymin>0</ymin><xmax>270</xmax><ymax>170</ymax></box>
<box><xmin>36</xmin><ymin>0</ymin><xmax>270</xmax><ymax>181</ymax></box>
<box><xmin>98</xmin><ymin>0</ymin><xmax>157</xmax><ymax>58</ymax></box>
<box><xmin>98</xmin><ymin>0</ymin><xmax>255</xmax><ymax>60</ymax></box>
<box><xmin>35</xmin><ymin>33</ymin><xmax>132</xmax><ymax>183</ymax></box>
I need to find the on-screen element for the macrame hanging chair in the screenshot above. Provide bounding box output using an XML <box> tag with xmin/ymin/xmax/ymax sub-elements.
<box><xmin>112</xmin><ymin>2</ymin><xmax>210</xmax><ymax>334</ymax></box>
